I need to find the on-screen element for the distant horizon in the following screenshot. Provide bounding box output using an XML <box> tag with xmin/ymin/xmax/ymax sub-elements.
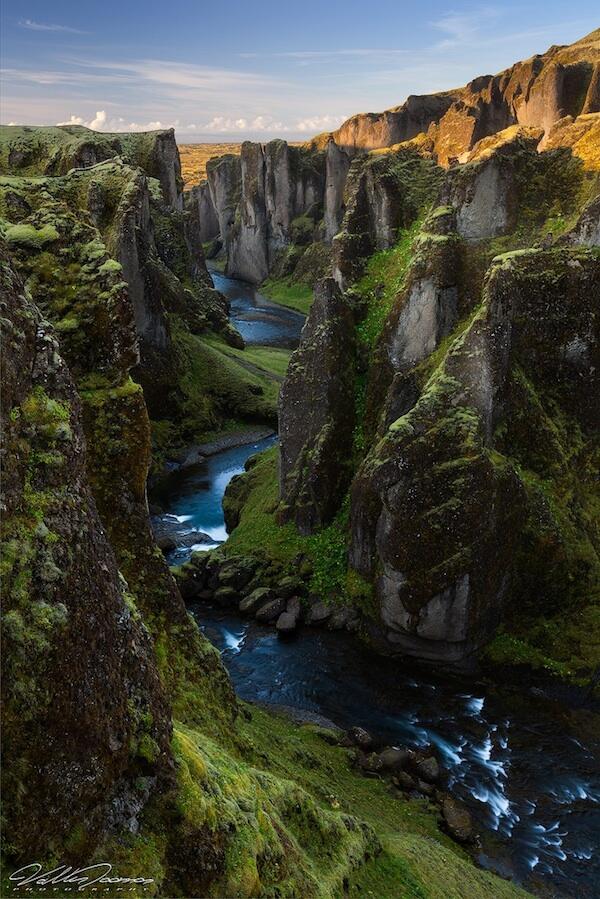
<box><xmin>1</xmin><ymin>2</ymin><xmax>598</xmax><ymax>143</ymax></box>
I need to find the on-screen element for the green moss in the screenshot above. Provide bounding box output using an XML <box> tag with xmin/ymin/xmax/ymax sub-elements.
<box><xmin>5</xmin><ymin>222</ymin><xmax>59</xmax><ymax>248</ymax></box>
<box><xmin>98</xmin><ymin>258</ymin><xmax>123</xmax><ymax>274</ymax></box>
<box><xmin>167</xmin><ymin>317</ymin><xmax>278</xmax><ymax>445</ymax></box>
<box><xmin>355</xmin><ymin>218</ymin><xmax>423</xmax><ymax>352</ymax></box>
<box><xmin>225</xmin><ymin>446</ymin><xmax>305</xmax><ymax>563</ymax></box>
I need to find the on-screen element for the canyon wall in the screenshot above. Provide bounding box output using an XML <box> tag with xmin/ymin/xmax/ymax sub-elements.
<box><xmin>200</xmin><ymin>29</ymin><xmax>600</xmax><ymax>287</ymax></box>
<box><xmin>259</xmin><ymin>118</ymin><xmax>600</xmax><ymax>666</ymax></box>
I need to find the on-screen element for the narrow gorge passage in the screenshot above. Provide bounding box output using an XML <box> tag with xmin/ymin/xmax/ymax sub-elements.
<box><xmin>154</xmin><ymin>270</ymin><xmax>600</xmax><ymax>899</ymax></box>
<box><xmin>149</xmin><ymin>270</ymin><xmax>303</xmax><ymax>560</ymax></box>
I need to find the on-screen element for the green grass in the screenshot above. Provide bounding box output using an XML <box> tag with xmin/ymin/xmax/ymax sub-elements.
<box><xmin>234</xmin><ymin>706</ymin><xmax>531</xmax><ymax>899</ymax></box>
<box><xmin>261</xmin><ymin>276</ymin><xmax>314</xmax><ymax>314</ymax></box>
<box><xmin>225</xmin><ymin>445</ymin><xmax>305</xmax><ymax>562</ymax></box>
<box><xmin>205</xmin><ymin>335</ymin><xmax>292</xmax><ymax>380</ymax></box>
<box><xmin>355</xmin><ymin>219</ymin><xmax>423</xmax><ymax>351</ymax></box>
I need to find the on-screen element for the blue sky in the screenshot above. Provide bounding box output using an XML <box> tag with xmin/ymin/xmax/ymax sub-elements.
<box><xmin>1</xmin><ymin>1</ymin><xmax>598</xmax><ymax>141</ymax></box>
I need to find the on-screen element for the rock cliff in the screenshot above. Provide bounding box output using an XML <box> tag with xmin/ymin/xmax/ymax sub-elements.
<box><xmin>0</xmin><ymin>245</ymin><xmax>173</xmax><ymax>858</ymax></box>
<box><xmin>278</xmin><ymin>279</ymin><xmax>356</xmax><ymax>533</ymax></box>
<box><xmin>199</xmin><ymin>30</ymin><xmax>599</xmax><ymax>291</ymax></box>
<box><xmin>248</xmin><ymin>118</ymin><xmax>600</xmax><ymax>671</ymax></box>
<box><xmin>331</xmin><ymin>29</ymin><xmax>600</xmax><ymax>162</ymax></box>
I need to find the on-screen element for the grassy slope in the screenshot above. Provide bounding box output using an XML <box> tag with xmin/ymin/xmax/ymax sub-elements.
<box><xmin>260</xmin><ymin>276</ymin><xmax>314</xmax><ymax>314</ymax></box>
<box><xmin>172</xmin><ymin>705</ymin><xmax>530</xmax><ymax>899</ymax></box>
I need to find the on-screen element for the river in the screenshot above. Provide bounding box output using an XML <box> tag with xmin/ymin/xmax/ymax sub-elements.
<box><xmin>151</xmin><ymin>271</ymin><xmax>600</xmax><ymax>898</ymax></box>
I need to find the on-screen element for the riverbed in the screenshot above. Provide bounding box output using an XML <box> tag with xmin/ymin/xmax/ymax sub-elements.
<box><xmin>154</xmin><ymin>270</ymin><xmax>600</xmax><ymax>898</ymax></box>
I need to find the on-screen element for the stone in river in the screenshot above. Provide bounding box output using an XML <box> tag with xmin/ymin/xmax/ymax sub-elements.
<box><xmin>305</xmin><ymin>599</ymin><xmax>331</xmax><ymax>625</ymax></box>
<box><xmin>441</xmin><ymin>796</ymin><xmax>476</xmax><ymax>843</ymax></box>
<box><xmin>214</xmin><ymin>586</ymin><xmax>238</xmax><ymax>607</ymax></box>
<box><xmin>256</xmin><ymin>597</ymin><xmax>287</xmax><ymax>623</ymax></box>
<box><xmin>415</xmin><ymin>756</ymin><xmax>440</xmax><ymax>784</ymax></box>
<box><xmin>276</xmin><ymin>611</ymin><xmax>298</xmax><ymax>635</ymax></box>
<box><xmin>239</xmin><ymin>587</ymin><xmax>273</xmax><ymax>615</ymax></box>
<box><xmin>378</xmin><ymin>747</ymin><xmax>411</xmax><ymax>771</ymax></box>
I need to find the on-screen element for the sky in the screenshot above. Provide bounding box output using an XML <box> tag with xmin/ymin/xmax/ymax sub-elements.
<box><xmin>1</xmin><ymin>1</ymin><xmax>598</xmax><ymax>142</ymax></box>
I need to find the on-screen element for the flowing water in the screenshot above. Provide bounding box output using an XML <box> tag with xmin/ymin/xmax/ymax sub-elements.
<box><xmin>210</xmin><ymin>267</ymin><xmax>305</xmax><ymax>348</ymax></box>
<box><xmin>155</xmin><ymin>271</ymin><xmax>600</xmax><ymax>898</ymax></box>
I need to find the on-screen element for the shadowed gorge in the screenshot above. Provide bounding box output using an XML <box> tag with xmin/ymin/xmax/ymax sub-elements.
<box><xmin>1</xmin><ymin>24</ymin><xmax>599</xmax><ymax>899</ymax></box>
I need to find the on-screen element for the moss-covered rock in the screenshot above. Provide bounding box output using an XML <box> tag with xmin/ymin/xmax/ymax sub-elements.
<box><xmin>279</xmin><ymin>279</ymin><xmax>357</xmax><ymax>534</ymax></box>
<box><xmin>0</xmin><ymin>244</ymin><xmax>172</xmax><ymax>860</ymax></box>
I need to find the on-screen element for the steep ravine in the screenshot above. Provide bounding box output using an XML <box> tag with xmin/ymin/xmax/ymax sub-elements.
<box><xmin>155</xmin><ymin>273</ymin><xmax>600</xmax><ymax>899</ymax></box>
<box><xmin>2</xmin><ymin>29</ymin><xmax>599</xmax><ymax>899</ymax></box>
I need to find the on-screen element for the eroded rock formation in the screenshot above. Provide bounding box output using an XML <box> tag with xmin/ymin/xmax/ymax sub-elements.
<box><xmin>279</xmin><ymin>279</ymin><xmax>356</xmax><ymax>533</ymax></box>
<box><xmin>274</xmin><ymin>121</ymin><xmax>600</xmax><ymax>665</ymax></box>
<box><xmin>199</xmin><ymin>30</ymin><xmax>599</xmax><ymax>289</ymax></box>
<box><xmin>0</xmin><ymin>245</ymin><xmax>172</xmax><ymax>858</ymax></box>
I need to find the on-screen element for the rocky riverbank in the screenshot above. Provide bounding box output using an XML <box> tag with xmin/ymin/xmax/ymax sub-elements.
<box><xmin>175</xmin><ymin>549</ymin><xmax>359</xmax><ymax>635</ymax></box>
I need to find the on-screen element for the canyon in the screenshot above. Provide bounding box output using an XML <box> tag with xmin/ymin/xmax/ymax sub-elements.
<box><xmin>1</xmin><ymin>26</ymin><xmax>599</xmax><ymax>899</ymax></box>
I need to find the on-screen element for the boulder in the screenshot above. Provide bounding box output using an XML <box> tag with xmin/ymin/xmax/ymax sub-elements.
<box><xmin>357</xmin><ymin>752</ymin><xmax>384</xmax><ymax>775</ymax></box>
<box><xmin>255</xmin><ymin>597</ymin><xmax>287</xmax><ymax>623</ymax></box>
<box><xmin>378</xmin><ymin>747</ymin><xmax>411</xmax><ymax>771</ymax></box>
<box><xmin>276</xmin><ymin>611</ymin><xmax>298</xmax><ymax>635</ymax></box>
<box><xmin>393</xmin><ymin>771</ymin><xmax>417</xmax><ymax>792</ymax></box>
<box><xmin>305</xmin><ymin>600</ymin><xmax>332</xmax><ymax>626</ymax></box>
<box><xmin>218</xmin><ymin>556</ymin><xmax>257</xmax><ymax>591</ymax></box>
<box><xmin>327</xmin><ymin>606</ymin><xmax>358</xmax><ymax>630</ymax></box>
<box><xmin>415</xmin><ymin>756</ymin><xmax>440</xmax><ymax>784</ymax></box>
<box><xmin>417</xmin><ymin>779</ymin><xmax>436</xmax><ymax>796</ymax></box>
<box><xmin>239</xmin><ymin>587</ymin><xmax>273</xmax><ymax>615</ymax></box>
<box><xmin>151</xmin><ymin>515</ymin><xmax>213</xmax><ymax>553</ymax></box>
<box><xmin>347</xmin><ymin>727</ymin><xmax>374</xmax><ymax>751</ymax></box>
<box><xmin>441</xmin><ymin>797</ymin><xmax>476</xmax><ymax>843</ymax></box>
<box><xmin>276</xmin><ymin>575</ymin><xmax>304</xmax><ymax>599</ymax></box>
<box><xmin>213</xmin><ymin>586</ymin><xmax>238</xmax><ymax>607</ymax></box>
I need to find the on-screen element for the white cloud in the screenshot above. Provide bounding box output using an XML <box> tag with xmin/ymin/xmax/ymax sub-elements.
<box><xmin>431</xmin><ymin>8</ymin><xmax>501</xmax><ymax>49</ymax></box>
<box><xmin>294</xmin><ymin>114</ymin><xmax>346</xmax><ymax>132</ymax></box>
<box><xmin>201</xmin><ymin>115</ymin><xmax>287</xmax><ymax>133</ymax></box>
<box><xmin>57</xmin><ymin>110</ymin><xmax>169</xmax><ymax>132</ymax></box>
<box><xmin>19</xmin><ymin>19</ymin><xmax>88</xmax><ymax>34</ymax></box>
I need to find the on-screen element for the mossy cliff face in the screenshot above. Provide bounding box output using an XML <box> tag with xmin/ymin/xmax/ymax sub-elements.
<box><xmin>228</xmin><ymin>126</ymin><xmax>600</xmax><ymax>675</ymax></box>
<box><xmin>0</xmin><ymin>125</ymin><xmax>280</xmax><ymax>466</ymax></box>
<box><xmin>278</xmin><ymin>279</ymin><xmax>356</xmax><ymax>534</ymax></box>
<box><xmin>0</xmin><ymin>246</ymin><xmax>172</xmax><ymax>860</ymax></box>
<box><xmin>332</xmin><ymin>142</ymin><xmax>444</xmax><ymax>288</ymax></box>
<box><xmin>350</xmin><ymin>247</ymin><xmax>599</xmax><ymax>662</ymax></box>
<box><xmin>0</xmin><ymin>124</ymin><xmax>183</xmax><ymax>209</ymax></box>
